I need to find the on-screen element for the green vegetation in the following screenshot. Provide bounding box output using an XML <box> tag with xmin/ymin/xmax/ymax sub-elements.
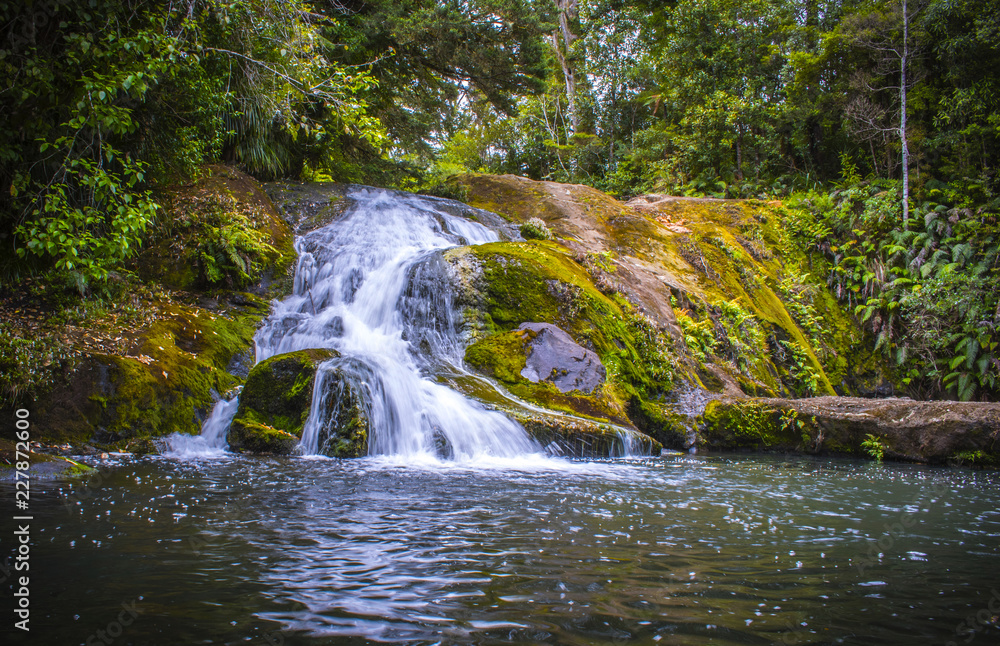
<box><xmin>700</xmin><ymin>400</ymin><xmax>803</xmax><ymax>450</ymax></box>
<box><xmin>232</xmin><ymin>349</ymin><xmax>338</xmax><ymax>442</ymax></box>
<box><xmin>2</xmin><ymin>0</ymin><xmax>381</xmax><ymax>291</ymax></box>
<box><xmin>228</xmin><ymin>349</ymin><xmax>369</xmax><ymax>457</ymax></box>
<box><xmin>519</xmin><ymin>217</ymin><xmax>553</xmax><ymax>240</ymax></box>
<box><xmin>2</xmin><ymin>0</ymin><xmax>997</xmax><ymax>413</ymax></box>
<box><xmin>0</xmin><ymin>321</ymin><xmax>73</xmax><ymax>409</ymax></box>
<box><xmin>861</xmin><ymin>433</ymin><xmax>887</xmax><ymax>462</ymax></box>
<box><xmin>786</xmin><ymin>183</ymin><xmax>999</xmax><ymax>400</ymax></box>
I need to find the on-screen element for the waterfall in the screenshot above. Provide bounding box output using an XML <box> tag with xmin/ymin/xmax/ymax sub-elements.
<box><xmin>258</xmin><ymin>187</ymin><xmax>540</xmax><ymax>460</ymax></box>
<box><xmin>162</xmin><ymin>392</ymin><xmax>240</xmax><ymax>458</ymax></box>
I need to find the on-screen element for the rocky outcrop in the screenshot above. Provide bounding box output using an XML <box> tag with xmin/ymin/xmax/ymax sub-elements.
<box><xmin>24</xmin><ymin>298</ymin><xmax>268</xmax><ymax>450</ymax></box>
<box><xmin>227</xmin><ymin>349</ymin><xmax>369</xmax><ymax>457</ymax></box>
<box><xmin>515</xmin><ymin>410</ymin><xmax>662</xmax><ymax>458</ymax></box>
<box><xmin>517</xmin><ymin>323</ymin><xmax>606</xmax><ymax>394</ymax></box>
<box><xmin>700</xmin><ymin>397</ymin><xmax>1000</xmax><ymax>465</ymax></box>
<box><xmin>451</xmin><ymin>173</ymin><xmax>891</xmax><ymax>400</ymax></box>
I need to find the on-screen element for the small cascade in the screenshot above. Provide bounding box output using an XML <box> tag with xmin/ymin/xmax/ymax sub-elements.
<box><xmin>163</xmin><ymin>392</ymin><xmax>241</xmax><ymax>458</ymax></box>
<box><xmin>258</xmin><ymin>186</ymin><xmax>541</xmax><ymax>460</ymax></box>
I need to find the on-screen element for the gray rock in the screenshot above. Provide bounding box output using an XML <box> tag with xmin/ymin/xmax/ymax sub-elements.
<box><xmin>516</xmin><ymin>323</ymin><xmax>606</xmax><ymax>394</ymax></box>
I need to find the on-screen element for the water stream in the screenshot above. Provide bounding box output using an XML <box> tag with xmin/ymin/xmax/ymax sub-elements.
<box><xmin>171</xmin><ymin>186</ymin><xmax>542</xmax><ymax>460</ymax></box>
<box><xmin>126</xmin><ymin>186</ymin><xmax>1000</xmax><ymax>646</ymax></box>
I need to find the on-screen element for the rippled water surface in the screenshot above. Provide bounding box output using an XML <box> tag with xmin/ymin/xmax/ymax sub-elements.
<box><xmin>4</xmin><ymin>454</ymin><xmax>999</xmax><ymax>645</ymax></box>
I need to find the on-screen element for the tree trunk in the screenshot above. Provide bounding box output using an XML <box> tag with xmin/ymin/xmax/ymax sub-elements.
<box><xmin>735</xmin><ymin>126</ymin><xmax>744</xmax><ymax>181</ymax></box>
<box><xmin>551</xmin><ymin>0</ymin><xmax>579</xmax><ymax>135</ymax></box>
<box><xmin>900</xmin><ymin>0</ymin><xmax>910</xmax><ymax>224</ymax></box>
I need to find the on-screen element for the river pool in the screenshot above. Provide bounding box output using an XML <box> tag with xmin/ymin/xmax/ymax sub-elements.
<box><xmin>3</xmin><ymin>453</ymin><xmax>999</xmax><ymax>645</ymax></box>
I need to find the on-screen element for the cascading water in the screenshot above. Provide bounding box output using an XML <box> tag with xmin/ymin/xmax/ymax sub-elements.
<box><xmin>163</xmin><ymin>391</ymin><xmax>240</xmax><ymax>457</ymax></box>
<box><xmin>255</xmin><ymin>187</ymin><xmax>540</xmax><ymax>460</ymax></box>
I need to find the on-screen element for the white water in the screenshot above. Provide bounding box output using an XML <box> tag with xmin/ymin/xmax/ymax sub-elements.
<box><xmin>162</xmin><ymin>392</ymin><xmax>240</xmax><ymax>458</ymax></box>
<box><xmin>256</xmin><ymin>187</ymin><xmax>540</xmax><ymax>459</ymax></box>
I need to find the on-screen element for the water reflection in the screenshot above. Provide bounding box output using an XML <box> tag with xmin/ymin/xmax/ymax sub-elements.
<box><xmin>3</xmin><ymin>454</ymin><xmax>998</xmax><ymax>645</ymax></box>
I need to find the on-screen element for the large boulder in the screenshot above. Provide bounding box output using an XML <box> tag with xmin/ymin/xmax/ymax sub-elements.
<box><xmin>517</xmin><ymin>322</ymin><xmax>606</xmax><ymax>394</ymax></box>
<box><xmin>228</xmin><ymin>349</ymin><xmax>369</xmax><ymax>456</ymax></box>
<box><xmin>699</xmin><ymin>396</ymin><xmax>1000</xmax><ymax>465</ymax></box>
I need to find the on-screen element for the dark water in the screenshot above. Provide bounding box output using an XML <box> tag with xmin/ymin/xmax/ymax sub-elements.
<box><xmin>2</xmin><ymin>453</ymin><xmax>999</xmax><ymax>645</ymax></box>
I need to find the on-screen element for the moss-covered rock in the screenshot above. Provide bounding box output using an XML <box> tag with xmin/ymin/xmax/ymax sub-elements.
<box><xmin>138</xmin><ymin>165</ymin><xmax>296</xmax><ymax>295</ymax></box>
<box><xmin>451</xmin><ymin>174</ymin><xmax>893</xmax><ymax>402</ymax></box>
<box><xmin>228</xmin><ymin>349</ymin><xmax>370</xmax><ymax>457</ymax></box>
<box><xmin>5</xmin><ymin>166</ymin><xmax>296</xmax><ymax>450</ymax></box>
<box><xmin>516</xmin><ymin>411</ymin><xmax>662</xmax><ymax>458</ymax></box>
<box><xmin>700</xmin><ymin>399</ymin><xmax>803</xmax><ymax>451</ymax></box>
<box><xmin>263</xmin><ymin>181</ymin><xmax>350</xmax><ymax>234</ymax></box>
<box><xmin>626</xmin><ymin>396</ymin><xmax>694</xmax><ymax>451</ymax></box>
<box><xmin>451</xmin><ymin>242</ymin><xmax>677</xmax><ymax>420</ymax></box>
<box><xmin>226</xmin><ymin>418</ymin><xmax>300</xmax><ymax>455</ymax></box>
<box><xmin>228</xmin><ymin>349</ymin><xmax>337</xmax><ymax>453</ymax></box>
<box><xmin>24</xmin><ymin>297</ymin><xmax>264</xmax><ymax>448</ymax></box>
<box><xmin>0</xmin><ymin>438</ymin><xmax>95</xmax><ymax>478</ymax></box>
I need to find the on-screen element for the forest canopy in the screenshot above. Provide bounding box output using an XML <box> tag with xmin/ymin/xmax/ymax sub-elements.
<box><xmin>1</xmin><ymin>0</ymin><xmax>998</xmax><ymax>400</ymax></box>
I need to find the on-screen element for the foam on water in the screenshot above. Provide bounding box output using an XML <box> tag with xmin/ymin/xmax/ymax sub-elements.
<box><xmin>162</xmin><ymin>394</ymin><xmax>240</xmax><ymax>458</ymax></box>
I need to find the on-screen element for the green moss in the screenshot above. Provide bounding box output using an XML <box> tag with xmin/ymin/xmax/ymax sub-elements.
<box><xmin>700</xmin><ymin>400</ymin><xmax>801</xmax><ymax>450</ymax></box>
<box><xmin>323</xmin><ymin>389</ymin><xmax>369</xmax><ymax>458</ymax></box>
<box><xmin>227</xmin><ymin>418</ymin><xmax>299</xmax><ymax>454</ymax></box>
<box><xmin>456</xmin><ymin>175</ymin><xmax>900</xmax><ymax>399</ymax></box>
<box><xmin>57</xmin><ymin>456</ymin><xmax>95</xmax><ymax>475</ymax></box>
<box><xmin>76</xmin><ymin>302</ymin><xmax>262</xmax><ymax>443</ymax></box>
<box><xmin>465</xmin><ymin>330</ymin><xmax>529</xmax><ymax>383</ymax></box>
<box><xmin>461</xmin><ymin>242</ymin><xmax>679</xmax><ymax>425</ymax></box>
<box><xmin>470</xmin><ymin>241</ymin><xmax>675</xmax><ymax>396</ymax></box>
<box><xmin>949</xmin><ymin>450</ymin><xmax>997</xmax><ymax>468</ymax></box>
<box><xmin>516</xmin><ymin>413</ymin><xmax>662</xmax><ymax>457</ymax></box>
<box><xmin>20</xmin><ymin>297</ymin><xmax>269</xmax><ymax>447</ymax></box>
<box><xmin>228</xmin><ymin>349</ymin><xmax>369</xmax><ymax>457</ymax></box>
<box><xmin>626</xmin><ymin>397</ymin><xmax>690</xmax><ymax>450</ymax></box>
<box><xmin>232</xmin><ymin>349</ymin><xmax>338</xmax><ymax>440</ymax></box>
<box><xmin>465</xmin><ymin>329</ymin><xmax>630</xmax><ymax>424</ymax></box>
<box><xmin>140</xmin><ymin>165</ymin><xmax>296</xmax><ymax>291</ymax></box>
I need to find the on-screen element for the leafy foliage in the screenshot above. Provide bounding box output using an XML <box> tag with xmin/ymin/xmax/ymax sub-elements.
<box><xmin>861</xmin><ymin>433</ymin><xmax>886</xmax><ymax>462</ymax></box>
<box><xmin>1</xmin><ymin>0</ymin><xmax>381</xmax><ymax>288</ymax></box>
<box><xmin>520</xmin><ymin>217</ymin><xmax>552</xmax><ymax>240</ymax></box>
<box><xmin>786</xmin><ymin>181</ymin><xmax>999</xmax><ymax>400</ymax></box>
<box><xmin>0</xmin><ymin>321</ymin><xmax>73</xmax><ymax>409</ymax></box>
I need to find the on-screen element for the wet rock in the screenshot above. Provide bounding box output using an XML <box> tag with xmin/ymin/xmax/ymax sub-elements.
<box><xmin>517</xmin><ymin>323</ymin><xmax>606</xmax><ymax>394</ymax></box>
<box><xmin>227</xmin><ymin>418</ymin><xmax>300</xmax><ymax>455</ymax></box>
<box><xmin>512</xmin><ymin>410</ymin><xmax>661</xmax><ymax>458</ymax></box>
<box><xmin>227</xmin><ymin>349</ymin><xmax>370</xmax><ymax>457</ymax></box>
<box><xmin>309</xmin><ymin>362</ymin><xmax>370</xmax><ymax>458</ymax></box>
<box><xmin>699</xmin><ymin>396</ymin><xmax>1000</xmax><ymax>464</ymax></box>
<box><xmin>226</xmin><ymin>348</ymin><xmax>255</xmax><ymax>379</ymax></box>
<box><xmin>228</xmin><ymin>349</ymin><xmax>337</xmax><ymax>454</ymax></box>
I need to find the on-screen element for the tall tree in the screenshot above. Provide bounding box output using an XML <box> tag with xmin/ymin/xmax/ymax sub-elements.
<box><xmin>324</xmin><ymin>0</ymin><xmax>549</xmax><ymax>166</ymax></box>
<box><xmin>550</xmin><ymin>0</ymin><xmax>581</xmax><ymax>134</ymax></box>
